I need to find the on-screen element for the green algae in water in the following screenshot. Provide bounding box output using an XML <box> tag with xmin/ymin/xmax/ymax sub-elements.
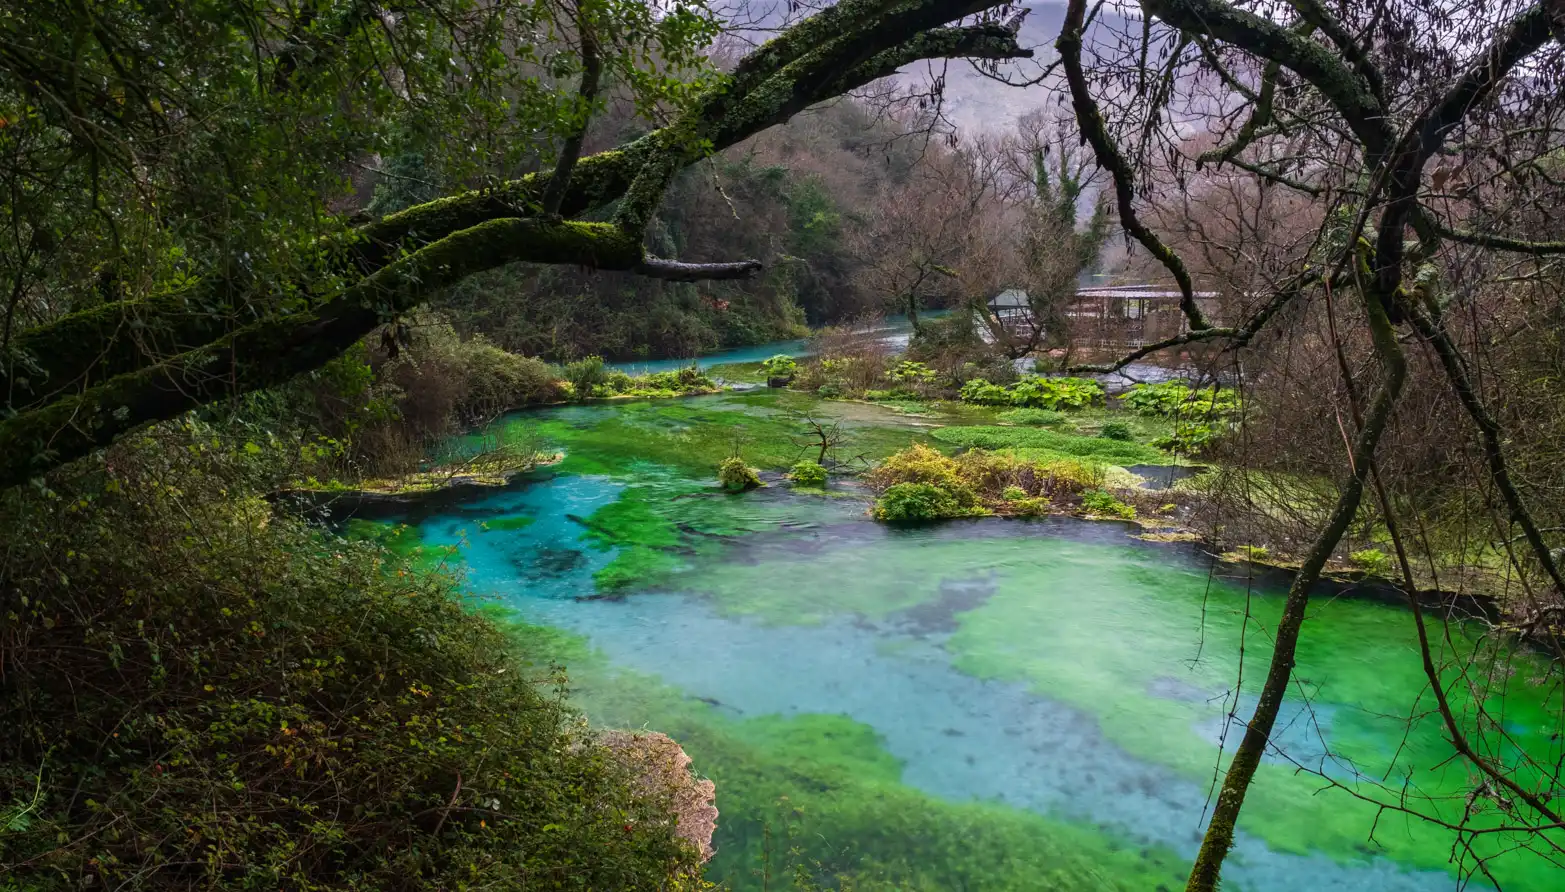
<box><xmin>402</xmin><ymin>392</ymin><xmax>1563</xmax><ymax>891</ymax></box>
<box><xmin>502</xmin><ymin>621</ymin><xmax>1194</xmax><ymax>892</ymax></box>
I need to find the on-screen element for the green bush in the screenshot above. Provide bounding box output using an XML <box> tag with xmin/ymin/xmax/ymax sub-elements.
<box><xmin>1350</xmin><ymin>548</ymin><xmax>1392</xmax><ymax>576</ymax></box>
<box><xmin>0</xmin><ymin>444</ymin><xmax>703</xmax><ymax>892</ymax></box>
<box><xmin>1124</xmin><ymin>381</ymin><xmax>1241</xmax><ymax>418</ymax></box>
<box><xmin>959</xmin><ymin>378</ymin><xmax>1011</xmax><ymax>405</ymax></box>
<box><xmin>563</xmin><ymin>355</ymin><xmax>609</xmax><ymax>400</ymax></box>
<box><xmin>816</xmin><ymin>381</ymin><xmax>845</xmax><ymax>399</ymax></box>
<box><xmin>1098</xmin><ymin>422</ymin><xmax>1134</xmax><ymax>441</ymax></box>
<box><xmin>1002</xmin><ymin>484</ymin><xmax>1028</xmax><ymax>501</ymax></box>
<box><xmin>1239</xmin><ymin>544</ymin><xmax>1271</xmax><ymax>561</ymax></box>
<box><xmin>1080</xmin><ymin>489</ymin><xmax>1137</xmax><ymax>519</ymax></box>
<box><xmin>888</xmin><ymin>360</ymin><xmax>937</xmax><ymax>386</ymax></box>
<box><xmin>1007</xmin><ymin>376</ymin><xmax>1105</xmax><ymax>410</ymax></box>
<box><xmin>872</xmin><ymin>482</ymin><xmax>970</xmax><ymax>522</ymax></box>
<box><xmin>718</xmin><ymin>456</ymin><xmax>762</xmax><ymax>492</ymax></box>
<box><xmin>761</xmin><ymin>354</ymin><xmax>798</xmax><ymax>381</ymax></box>
<box><xmin>961</xmin><ymin>376</ymin><xmax>1104</xmax><ymax>410</ymax></box>
<box><xmin>788</xmin><ymin>460</ymin><xmax>829</xmax><ymax>487</ymax></box>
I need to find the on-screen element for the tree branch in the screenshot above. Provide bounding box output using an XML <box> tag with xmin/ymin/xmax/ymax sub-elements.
<box><xmin>634</xmin><ymin>257</ymin><xmax>764</xmax><ymax>281</ymax></box>
<box><xmin>1185</xmin><ymin>283</ymin><xmax>1409</xmax><ymax>892</ymax></box>
<box><xmin>1059</xmin><ymin>0</ymin><xmax>1209</xmax><ymax>331</ymax></box>
<box><xmin>2</xmin><ymin>6</ymin><xmax>1028</xmax><ymax>419</ymax></box>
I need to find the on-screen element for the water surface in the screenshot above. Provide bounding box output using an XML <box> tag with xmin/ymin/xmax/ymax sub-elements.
<box><xmin>391</xmin><ymin>393</ymin><xmax>1562</xmax><ymax>891</ymax></box>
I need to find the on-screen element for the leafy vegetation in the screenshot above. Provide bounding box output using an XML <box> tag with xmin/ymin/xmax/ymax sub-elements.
<box><xmin>960</xmin><ymin>376</ymin><xmax>1106</xmax><ymax>410</ymax></box>
<box><xmin>1098</xmin><ymin>421</ymin><xmax>1134</xmax><ymax>441</ymax></box>
<box><xmin>788</xmin><ymin>460</ymin><xmax>829</xmax><ymax>488</ymax></box>
<box><xmin>719</xmin><ymin>457</ymin><xmax>763</xmax><ymax>492</ymax></box>
<box><xmin>0</xmin><ymin>438</ymin><xmax>704</xmax><ymax>891</ymax></box>
<box><xmin>1080</xmin><ymin>489</ymin><xmax>1137</xmax><ymax>520</ymax></box>
<box><xmin>761</xmin><ymin>355</ymin><xmax>799</xmax><ymax>382</ymax></box>
<box><xmin>931</xmin><ymin>426</ymin><xmax>1171</xmax><ymax>466</ymax></box>
<box><xmin>868</xmin><ymin>443</ymin><xmax>1105</xmax><ymax>521</ymax></box>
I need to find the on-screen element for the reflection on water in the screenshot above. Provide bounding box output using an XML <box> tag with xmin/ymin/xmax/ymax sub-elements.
<box><xmin>396</xmin><ymin>398</ymin><xmax>1561</xmax><ymax>892</ymax></box>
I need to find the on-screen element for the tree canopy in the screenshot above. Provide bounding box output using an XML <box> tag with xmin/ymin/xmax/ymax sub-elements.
<box><xmin>0</xmin><ymin>0</ymin><xmax>1031</xmax><ymax>487</ymax></box>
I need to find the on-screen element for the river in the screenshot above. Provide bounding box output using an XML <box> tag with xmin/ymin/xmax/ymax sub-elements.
<box><xmin>375</xmin><ymin>387</ymin><xmax>1561</xmax><ymax>891</ymax></box>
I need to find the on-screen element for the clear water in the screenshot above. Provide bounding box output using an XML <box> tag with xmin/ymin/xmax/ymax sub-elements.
<box><xmin>386</xmin><ymin>393</ymin><xmax>1563</xmax><ymax>892</ymax></box>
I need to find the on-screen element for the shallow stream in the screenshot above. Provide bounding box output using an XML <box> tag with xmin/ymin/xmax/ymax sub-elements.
<box><xmin>378</xmin><ymin>391</ymin><xmax>1562</xmax><ymax>891</ymax></box>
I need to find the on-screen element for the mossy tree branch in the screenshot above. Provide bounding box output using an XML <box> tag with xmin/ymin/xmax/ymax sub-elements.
<box><xmin>0</xmin><ymin>220</ymin><xmax>642</xmax><ymax>487</ymax></box>
<box><xmin>1</xmin><ymin>5</ymin><xmax>1031</xmax><ymax>484</ymax></box>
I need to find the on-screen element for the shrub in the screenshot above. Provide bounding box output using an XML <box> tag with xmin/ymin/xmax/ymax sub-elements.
<box><xmin>864</xmin><ymin>388</ymin><xmax>919</xmax><ymax>401</ymax></box>
<box><xmin>718</xmin><ymin>456</ymin><xmax>762</xmax><ymax>492</ymax></box>
<box><xmin>605</xmin><ymin>370</ymin><xmax>637</xmax><ymax>393</ymax></box>
<box><xmin>1239</xmin><ymin>544</ymin><xmax>1271</xmax><ymax>561</ymax></box>
<box><xmin>959</xmin><ymin>378</ymin><xmax>1011</xmax><ymax>405</ymax></box>
<box><xmin>1350</xmin><ymin>548</ymin><xmax>1392</xmax><ymax>576</ymax></box>
<box><xmin>1099</xmin><ymin>421</ymin><xmax>1134</xmax><ymax>441</ymax></box>
<box><xmin>1080</xmin><ymin>489</ymin><xmax>1136</xmax><ymax>519</ymax></box>
<box><xmin>563</xmin><ymin>355</ymin><xmax>609</xmax><ymax>400</ymax></box>
<box><xmin>1007</xmin><ymin>376</ymin><xmax>1105</xmax><ymax>410</ymax></box>
<box><xmin>867</xmin><ymin>443</ymin><xmax>971</xmax><ymax>498</ymax></box>
<box><xmin>961</xmin><ymin>376</ymin><xmax>1104</xmax><ymax>410</ymax></box>
<box><xmin>1124</xmin><ymin>381</ymin><xmax>1241</xmax><ymax>418</ymax></box>
<box><xmin>816</xmin><ymin>381</ymin><xmax>845</xmax><ymax>399</ymax></box>
<box><xmin>1002</xmin><ymin>484</ymin><xmax>1028</xmax><ymax>501</ymax></box>
<box><xmin>761</xmin><ymin>354</ymin><xmax>798</xmax><ymax>383</ymax></box>
<box><xmin>888</xmin><ymin>360</ymin><xmax>937</xmax><ymax>386</ymax></box>
<box><xmin>872</xmin><ymin>482</ymin><xmax>971</xmax><ymax>522</ymax></box>
<box><xmin>998</xmin><ymin>408</ymin><xmax>1067</xmax><ymax>426</ymax></box>
<box><xmin>789</xmin><ymin>460</ymin><xmax>828</xmax><ymax>487</ymax></box>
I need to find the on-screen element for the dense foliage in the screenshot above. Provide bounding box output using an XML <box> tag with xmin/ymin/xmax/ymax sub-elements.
<box><xmin>717</xmin><ymin>457</ymin><xmax>762</xmax><ymax>492</ymax></box>
<box><xmin>960</xmin><ymin>376</ymin><xmax>1106</xmax><ymax>410</ymax></box>
<box><xmin>0</xmin><ymin>435</ymin><xmax>704</xmax><ymax>891</ymax></box>
<box><xmin>867</xmin><ymin>444</ymin><xmax>1104</xmax><ymax>521</ymax></box>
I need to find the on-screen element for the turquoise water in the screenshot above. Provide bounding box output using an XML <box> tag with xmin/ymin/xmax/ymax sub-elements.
<box><xmin>391</xmin><ymin>395</ymin><xmax>1563</xmax><ymax>891</ymax></box>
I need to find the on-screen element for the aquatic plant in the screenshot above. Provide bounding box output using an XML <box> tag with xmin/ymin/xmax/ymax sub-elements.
<box><xmin>1008</xmin><ymin>376</ymin><xmax>1105</xmax><ymax>410</ymax></box>
<box><xmin>1150</xmin><ymin>421</ymin><xmax>1219</xmax><ymax>455</ymax></box>
<box><xmin>932</xmin><ymin>425</ymin><xmax>1169</xmax><ymax>466</ymax></box>
<box><xmin>788</xmin><ymin>460</ymin><xmax>828</xmax><ymax>488</ymax></box>
<box><xmin>959</xmin><ymin>378</ymin><xmax>1011</xmax><ymax>405</ymax></box>
<box><xmin>960</xmin><ymin>376</ymin><xmax>1105</xmax><ymax>411</ymax></box>
<box><xmin>718</xmin><ymin>457</ymin><xmax>762</xmax><ymax>492</ymax></box>
<box><xmin>999</xmin><ymin>407</ymin><xmax>1068</xmax><ymax>426</ymax></box>
<box><xmin>1098</xmin><ymin>421</ymin><xmax>1134</xmax><ymax>441</ymax></box>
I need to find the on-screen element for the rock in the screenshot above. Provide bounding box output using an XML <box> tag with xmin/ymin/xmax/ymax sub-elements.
<box><xmin>598</xmin><ymin>729</ymin><xmax>718</xmax><ymax>862</ymax></box>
